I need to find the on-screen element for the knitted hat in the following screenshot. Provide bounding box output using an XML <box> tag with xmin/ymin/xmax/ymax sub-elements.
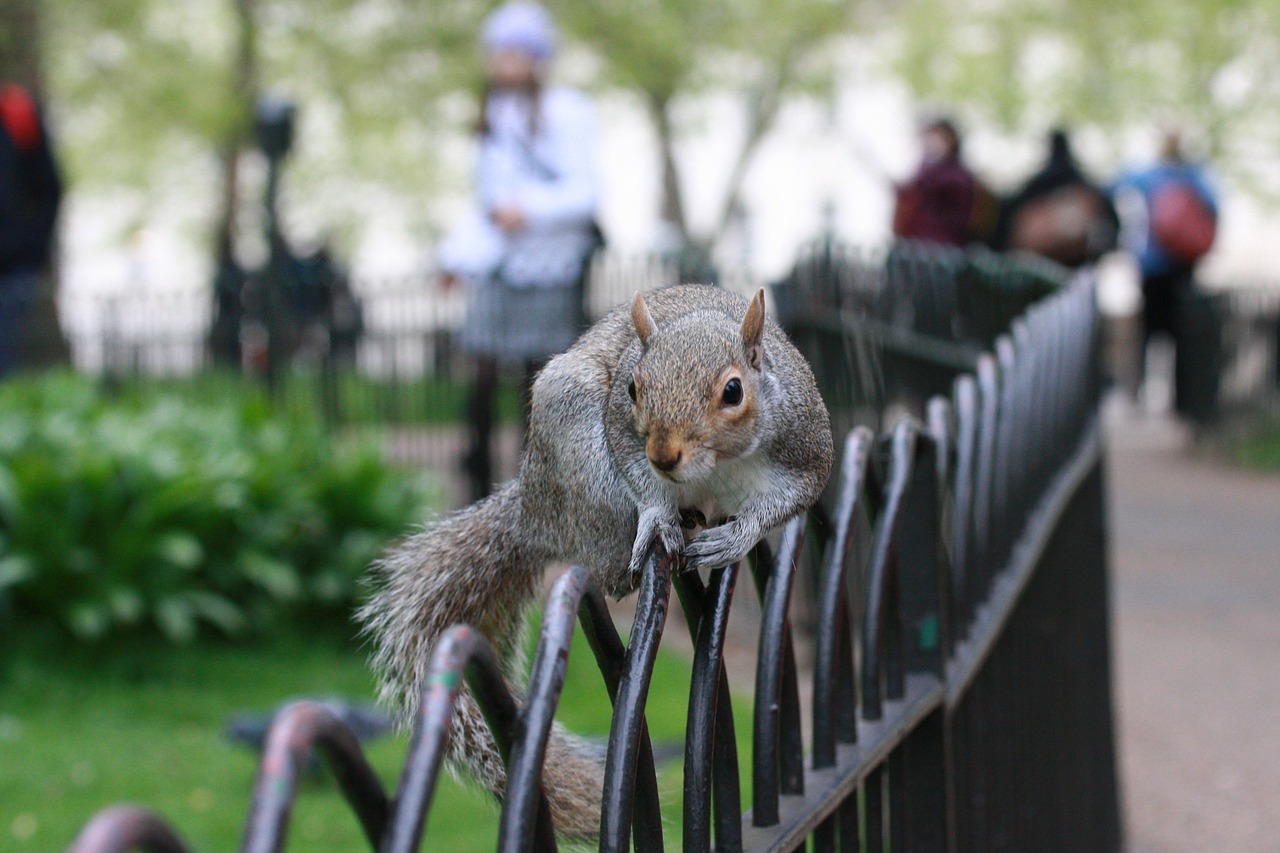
<box><xmin>481</xmin><ymin>2</ymin><xmax>557</xmax><ymax>61</ymax></box>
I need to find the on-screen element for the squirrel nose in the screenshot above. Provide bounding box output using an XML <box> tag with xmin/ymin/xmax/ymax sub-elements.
<box><xmin>648</xmin><ymin>447</ymin><xmax>682</xmax><ymax>473</ymax></box>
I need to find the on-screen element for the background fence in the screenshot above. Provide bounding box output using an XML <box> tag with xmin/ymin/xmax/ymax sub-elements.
<box><xmin>1206</xmin><ymin>285</ymin><xmax>1280</xmax><ymax>417</ymax></box>
<box><xmin>38</xmin><ymin>240</ymin><xmax>1280</xmax><ymax>480</ymax></box>
<box><xmin>66</xmin><ymin>243</ymin><xmax>1122</xmax><ymax>852</ymax></box>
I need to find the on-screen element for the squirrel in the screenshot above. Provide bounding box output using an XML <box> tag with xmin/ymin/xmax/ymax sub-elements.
<box><xmin>358</xmin><ymin>283</ymin><xmax>833</xmax><ymax>838</ymax></box>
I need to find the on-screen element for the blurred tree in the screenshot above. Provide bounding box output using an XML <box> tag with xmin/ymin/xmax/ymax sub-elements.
<box><xmin>894</xmin><ymin>0</ymin><xmax>1280</xmax><ymax>192</ymax></box>
<box><xmin>556</xmin><ymin>0</ymin><xmax>860</xmax><ymax>251</ymax></box>
<box><xmin>43</xmin><ymin>0</ymin><xmax>486</xmax><ymax>254</ymax></box>
<box><xmin>42</xmin><ymin>0</ymin><xmax>488</xmax><ymax>360</ymax></box>
<box><xmin>35</xmin><ymin>0</ymin><xmax>871</xmax><ymax>280</ymax></box>
<box><xmin>0</xmin><ymin>0</ymin><xmax>43</xmax><ymax>93</ymax></box>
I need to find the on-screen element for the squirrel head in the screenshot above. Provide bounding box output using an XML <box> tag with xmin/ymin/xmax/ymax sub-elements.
<box><xmin>626</xmin><ymin>288</ymin><xmax>768</xmax><ymax>484</ymax></box>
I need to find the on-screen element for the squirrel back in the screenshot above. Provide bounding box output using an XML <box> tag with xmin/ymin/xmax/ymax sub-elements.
<box><xmin>359</xmin><ymin>283</ymin><xmax>833</xmax><ymax>839</ymax></box>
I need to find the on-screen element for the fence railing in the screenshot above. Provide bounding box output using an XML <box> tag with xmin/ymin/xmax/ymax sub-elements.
<box><xmin>66</xmin><ymin>245</ymin><xmax>1121</xmax><ymax>852</ymax></box>
<box><xmin>1210</xmin><ymin>284</ymin><xmax>1280</xmax><ymax>416</ymax></box>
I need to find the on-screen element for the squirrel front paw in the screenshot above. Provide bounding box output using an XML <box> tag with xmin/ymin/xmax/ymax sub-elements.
<box><xmin>630</xmin><ymin>506</ymin><xmax>684</xmax><ymax>576</ymax></box>
<box><xmin>684</xmin><ymin>519</ymin><xmax>758</xmax><ymax>570</ymax></box>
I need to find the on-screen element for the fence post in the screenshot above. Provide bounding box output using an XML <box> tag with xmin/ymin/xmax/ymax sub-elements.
<box><xmin>893</xmin><ymin>424</ymin><xmax>955</xmax><ymax>853</ymax></box>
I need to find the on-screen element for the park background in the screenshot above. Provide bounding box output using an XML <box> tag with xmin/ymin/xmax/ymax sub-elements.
<box><xmin>2</xmin><ymin>2</ymin><xmax>1280</xmax><ymax>851</ymax></box>
<box><xmin>4</xmin><ymin>0</ymin><xmax>1280</xmax><ymax>304</ymax></box>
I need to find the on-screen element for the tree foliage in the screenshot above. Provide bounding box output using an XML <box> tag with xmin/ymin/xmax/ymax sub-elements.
<box><xmin>556</xmin><ymin>0</ymin><xmax>858</xmax><ymax>245</ymax></box>
<box><xmin>33</xmin><ymin>0</ymin><xmax>864</xmax><ymax>258</ymax></box>
<box><xmin>43</xmin><ymin>0</ymin><xmax>489</xmax><ymax>248</ymax></box>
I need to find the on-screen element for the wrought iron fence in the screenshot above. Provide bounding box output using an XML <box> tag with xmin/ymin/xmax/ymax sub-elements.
<box><xmin>66</xmin><ymin>245</ymin><xmax>1121</xmax><ymax>852</ymax></box>
<box><xmin>1211</xmin><ymin>284</ymin><xmax>1280</xmax><ymax>416</ymax></box>
<box><xmin>44</xmin><ymin>252</ymin><xmax>759</xmax><ymax>477</ymax></box>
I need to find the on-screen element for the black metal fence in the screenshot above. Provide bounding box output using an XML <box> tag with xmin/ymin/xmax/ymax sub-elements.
<box><xmin>1205</xmin><ymin>284</ymin><xmax>1280</xmax><ymax>417</ymax></box>
<box><xmin>45</xmin><ymin>252</ymin><xmax>731</xmax><ymax>478</ymax></box>
<box><xmin>65</xmin><ymin>243</ymin><xmax>1121</xmax><ymax>852</ymax></box>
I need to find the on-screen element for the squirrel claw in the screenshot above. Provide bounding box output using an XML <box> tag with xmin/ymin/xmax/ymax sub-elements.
<box><xmin>631</xmin><ymin>508</ymin><xmax>684</xmax><ymax>576</ymax></box>
<box><xmin>685</xmin><ymin>523</ymin><xmax>754</xmax><ymax>570</ymax></box>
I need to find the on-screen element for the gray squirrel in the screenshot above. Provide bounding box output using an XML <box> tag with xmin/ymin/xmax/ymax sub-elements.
<box><xmin>358</xmin><ymin>284</ymin><xmax>833</xmax><ymax>838</ymax></box>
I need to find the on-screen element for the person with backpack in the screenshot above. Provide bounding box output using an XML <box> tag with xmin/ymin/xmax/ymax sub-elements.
<box><xmin>0</xmin><ymin>83</ymin><xmax>63</xmax><ymax>377</ymax></box>
<box><xmin>994</xmin><ymin>127</ymin><xmax>1118</xmax><ymax>268</ymax></box>
<box><xmin>436</xmin><ymin>1</ymin><xmax>602</xmax><ymax>501</ymax></box>
<box><xmin>1110</xmin><ymin>129</ymin><xmax>1218</xmax><ymax>395</ymax></box>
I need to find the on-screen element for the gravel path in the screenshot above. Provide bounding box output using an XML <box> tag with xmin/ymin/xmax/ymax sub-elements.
<box><xmin>1106</xmin><ymin>400</ymin><xmax>1280</xmax><ymax>853</ymax></box>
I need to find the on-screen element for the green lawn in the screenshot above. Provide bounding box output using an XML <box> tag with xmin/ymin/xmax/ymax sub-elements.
<box><xmin>0</xmin><ymin>620</ymin><xmax>748</xmax><ymax>851</ymax></box>
<box><xmin>1231</xmin><ymin>413</ymin><xmax>1280</xmax><ymax>470</ymax></box>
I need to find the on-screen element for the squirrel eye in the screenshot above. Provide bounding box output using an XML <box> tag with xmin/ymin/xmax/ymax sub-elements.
<box><xmin>722</xmin><ymin>378</ymin><xmax>743</xmax><ymax>406</ymax></box>
<box><xmin>627</xmin><ymin>379</ymin><xmax>637</xmax><ymax>402</ymax></box>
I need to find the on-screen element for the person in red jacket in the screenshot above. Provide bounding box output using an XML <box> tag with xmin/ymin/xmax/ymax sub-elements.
<box><xmin>892</xmin><ymin>117</ymin><xmax>976</xmax><ymax>247</ymax></box>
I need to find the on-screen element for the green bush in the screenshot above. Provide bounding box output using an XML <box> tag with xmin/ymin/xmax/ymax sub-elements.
<box><xmin>0</xmin><ymin>373</ymin><xmax>436</xmax><ymax>644</ymax></box>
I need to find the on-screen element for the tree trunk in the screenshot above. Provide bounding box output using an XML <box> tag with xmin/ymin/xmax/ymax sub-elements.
<box><xmin>0</xmin><ymin>0</ymin><xmax>71</xmax><ymax>369</ymax></box>
<box><xmin>648</xmin><ymin>93</ymin><xmax>688</xmax><ymax>242</ymax></box>
<box><xmin>707</xmin><ymin>74</ymin><xmax>786</xmax><ymax>248</ymax></box>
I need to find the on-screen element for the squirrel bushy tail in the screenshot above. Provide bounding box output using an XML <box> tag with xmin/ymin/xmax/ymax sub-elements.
<box><xmin>357</xmin><ymin>482</ymin><xmax>604</xmax><ymax>838</ymax></box>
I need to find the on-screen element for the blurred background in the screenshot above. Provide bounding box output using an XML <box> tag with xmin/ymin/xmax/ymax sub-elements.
<box><xmin>6</xmin><ymin>0</ymin><xmax>1280</xmax><ymax>318</ymax></box>
<box><xmin>2</xmin><ymin>1</ymin><xmax>1280</xmax><ymax>851</ymax></box>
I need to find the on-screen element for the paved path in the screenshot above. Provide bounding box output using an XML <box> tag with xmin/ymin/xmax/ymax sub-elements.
<box><xmin>1106</xmin><ymin>401</ymin><xmax>1280</xmax><ymax>853</ymax></box>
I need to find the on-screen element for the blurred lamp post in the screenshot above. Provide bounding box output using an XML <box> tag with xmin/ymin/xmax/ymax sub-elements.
<box><xmin>254</xmin><ymin>95</ymin><xmax>295</xmax><ymax>389</ymax></box>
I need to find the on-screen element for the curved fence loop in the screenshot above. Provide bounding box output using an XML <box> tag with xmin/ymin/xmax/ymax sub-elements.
<box><xmin>383</xmin><ymin>623</ymin><xmax>555</xmax><ymax>853</ymax></box>
<box><xmin>750</xmin><ymin>517</ymin><xmax>807</xmax><ymax>826</ymax></box>
<box><xmin>576</xmin><ymin>585</ymin><xmax>665</xmax><ymax>853</ymax></box>
<box><xmin>991</xmin><ymin>334</ymin><xmax>1018</xmax><ymax>567</ymax></box>
<box><xmin>599</xmin><ymin>549</ymin><xmax>676</xmax><ymax>853</ymax></box>
<box><xmin>813</xmin><ymin>426</ymin><xmax>877</xmax><ymax>763</ymax></box>
<box><xmin>679</xmin><ymin>562</ymin><xmax>742</xmax><ymax>853</ymax></box>
<box><xmin>862</xmin><ymin>421</ymin><xmax>920</xmax><ymax>720</ymax></box>
<box><xmin>240</xmin><ymin>700</ymin><xmax>389</xmax><ymax>853</ymax></box>
<box><xmin>576</xmin><ymin>584</ymin><xmax>665</xmax><ymax>850</ymax></box>
<box><xmin>67</xmin><ymin>805</ymin><xmax>193</xmax><ymax>853</ymax></box>
<box><xmin>498</xmin><ymin>566</ymin><xmax>597</xmax><ymax>853</ymax></box>
<box><xmin>383</xmin><ymin>626</ymin><xmax>483</xmax><ymax>852</ymax></box>
<box><xmin>972</xmin><ymin>352</ymin><xmax>1002</xmax><ymax>584</ymax></box>
<box><xmin>950</xmin><ymin>374</ymin><xmax>980</xmax><ymax>629</ymax></box>
<box><xmin>459</xmin><ymin>635</ymin><xmax>557</xmax><ymax>852</ymax></box>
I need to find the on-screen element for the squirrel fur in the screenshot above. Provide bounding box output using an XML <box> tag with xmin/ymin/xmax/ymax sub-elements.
<box><xmin>358</xmin><ymin>284</ymin><xmax>833</xmax><ymax>838</ymax></box>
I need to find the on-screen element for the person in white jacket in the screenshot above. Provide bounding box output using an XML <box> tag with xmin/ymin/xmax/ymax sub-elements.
<box><xmin>438</xmin><ymin>1</ymin><xmax>601</xmax><ymax>500</ymax></box>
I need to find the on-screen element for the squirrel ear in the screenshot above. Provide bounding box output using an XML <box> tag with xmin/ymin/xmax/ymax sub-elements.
<box><xmin>741</xmin><ymin>288</ymin><xmax>766</xmax><ymax>368</ymax></box>
<box><xmin>631</xmin><ymin>292</ymin><xmax>657</xmax><ymax>343</ymax></box>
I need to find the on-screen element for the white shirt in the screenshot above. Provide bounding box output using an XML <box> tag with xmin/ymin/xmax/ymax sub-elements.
<box><xmin>439</xmin><ymin>86</ymin><xmax>600</xmax><ymax>288</ymax></box>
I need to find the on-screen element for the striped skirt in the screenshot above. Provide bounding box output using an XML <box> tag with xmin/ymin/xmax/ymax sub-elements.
<box><xmin>458</xmin><ymin>275</ymin><xmax>583</xmax><ymax>362</ymax></box>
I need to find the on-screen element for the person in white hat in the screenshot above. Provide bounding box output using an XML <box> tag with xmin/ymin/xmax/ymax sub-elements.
<box><xmin>437</xmin><ymin>1</ymin><xmax>601</xmax><ymax>500</ymax></box>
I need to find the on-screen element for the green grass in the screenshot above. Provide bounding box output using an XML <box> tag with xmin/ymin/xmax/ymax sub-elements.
<box><xmin>1231</xmin><ymin>414</ymin><xmax>1280</xmax><ymax>470</ymax></box>
<box><xmin>0</xmin><ymin>619</ymin><xmax>752</xmax><ymax>851</ymax></box>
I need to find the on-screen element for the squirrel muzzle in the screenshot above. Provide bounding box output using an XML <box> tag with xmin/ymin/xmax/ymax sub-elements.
<box><xmin>646</xmin><ymin>433</ymin><xmax>686</xmax><ymax>479</ymax></box>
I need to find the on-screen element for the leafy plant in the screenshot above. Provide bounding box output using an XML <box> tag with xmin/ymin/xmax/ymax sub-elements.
<box><xmin>0</xmin><ymin>373</ymin><xmax>436</xmax><ymax>644</ymax></box>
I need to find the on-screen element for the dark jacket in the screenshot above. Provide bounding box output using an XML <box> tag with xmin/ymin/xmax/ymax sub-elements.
<box><xmin>993</xmin><ymin>132</ymin><xmax>1118</xmax><ymax>266</ymax></box>
<box><xmin>0</xmin><ymin>94</ymin><xmax>63</xmax><ymax>274</ymax></box>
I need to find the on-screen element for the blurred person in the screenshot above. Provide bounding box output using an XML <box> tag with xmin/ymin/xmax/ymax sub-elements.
<box><xmin>1110</xmin><ymin>129</ymin><xmax>1217</xmax><ymax>397</ymax></box>
<box><xmin>892</xmin><ymin>116</ymin><xmax>977</xmax><ymax>247</ymax></box>
<box><xmin>0</xmin><ymin>83</ymin><xmax>63</xmax><ymax>377</ymax></box>
<box><xmin>437</xmin><ymin>1</ymin><xmax>601</xmax><ymax>501</ymax></box>
<box><xmin>994</xmin><ymin>127</ymin><xmax>1118</xmax><ymax>268</ymax></box>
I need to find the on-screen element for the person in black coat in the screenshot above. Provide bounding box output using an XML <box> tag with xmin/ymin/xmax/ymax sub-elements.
<box><xmin>993</xmin><ymin>128</ymin><xmax>1117</xmax><ymax>268</ymax></box>
<box><xmin>0</xmin><ymin>83</ymin><xmax>63</xmax><ymax>376</ymax></box>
